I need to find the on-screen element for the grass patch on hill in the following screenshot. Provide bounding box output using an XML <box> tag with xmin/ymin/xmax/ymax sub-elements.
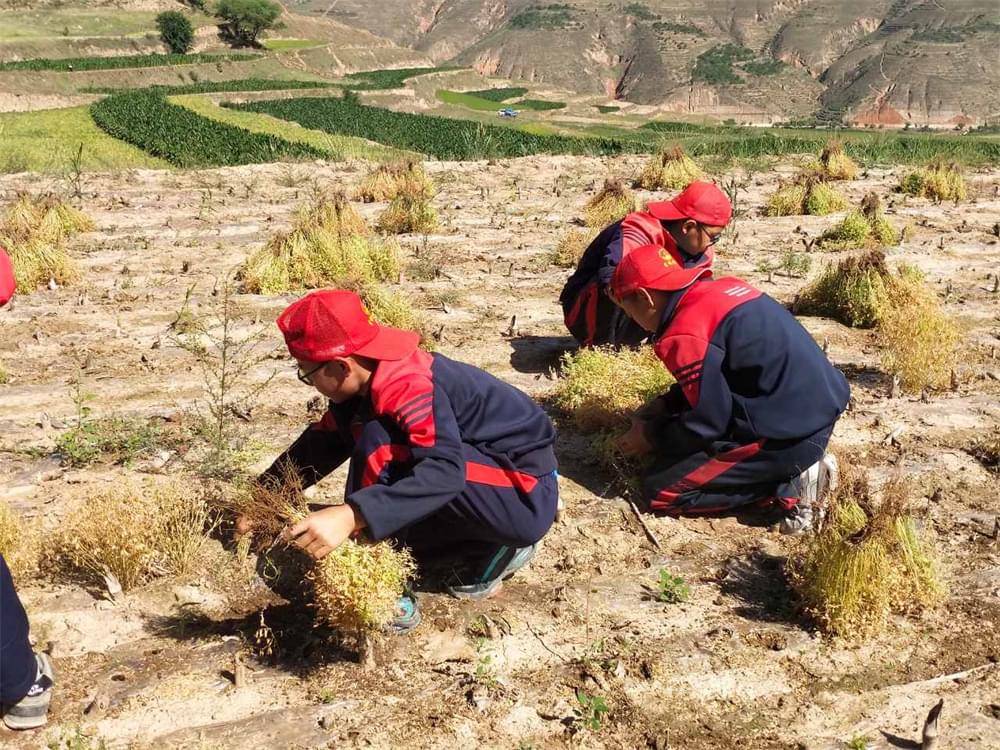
<box><xmin>232</xmin><ymin>96</ymin><xmax>648</xmax><ymax>159</ymax></box>
<box><xmin>464</xmin><ymin>87</ymin><xmax>528</xmax><ymax>102</ymax></box>
<box><xmin>91</xmin><ymin>90</ymin><xmax>325</xmax><ymax>167</ymax></box>
<box><xmin>0</xmin><ymin>106</ymin><xmax>168</xmax><ymax>174</ymax></box>
<box><xmin>262</xmin><ymin>39</ymin><xmax>325</xmax><ymax>51</ymax></box>
<box><xmin>0</xmin><ymin>52</ymin><xmax>258</xmax><ymax>73</ymax></box>
<box><xmin>509</xmin><ymin>4</ymin><xmax>581</xmax><ymax>30</ymax></box>
<box><xmin>171</xmin><ymin>95</ymin><xmax>405</xmax><ymax>162</ymax></box>
<box><xmin>0</xmin><ymin>8</ymin><xmax>210</xmax><ymax>40</ymax></box>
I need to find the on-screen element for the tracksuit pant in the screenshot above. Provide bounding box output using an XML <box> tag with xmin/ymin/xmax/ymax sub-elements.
<box><xmin>0</xmin><ymin>554</ymin><xmax>35</xmax><ymax>705</ymax></box>
<box><xmin>350</xmin><ymin>419</ymin><xmax>559</xmax><ymax>554</ymax></box>
<box><xmin>562</xmin><ymin>280</ymin><xmax>647</xmax><ymax>348</ymax></box>
<box><xmin>643</xmin><ymin>423</ymin><xmax>835</xmax><ymax>515</ymax></box>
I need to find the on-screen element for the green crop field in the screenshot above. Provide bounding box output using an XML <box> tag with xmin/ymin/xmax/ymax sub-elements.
<box><xmin>436</xmin><ymin>89</ymin><xmax>507</xmax><ymax>112</ymax></box>
<box><xmin>516</xmin><ymin>99</ymin><xmax>566</xmax><ymax>111</ymax></box>
<box><xmin>261</xmin><ymin>39</ymin><xmax>325</xmax><ymax>51</ymax></box>
<box><xmin>0</xmin><ymin>52</ymin><xmax>260</xmax><ymax>73</ymax></box>
<box><xmin>0</xmin><ymin>106</ymin><xmax>168</xmax><ymax>174</ymax></box>
<box><xmin>171</xmin><ymin>95</ymin><xmax>407</xmax><ymax>162</ymax></box>
<box><xmin>82</xmin><ymin>78</ymin><xmax>336</xmax><ymax>96</ymax></box>
<box><xmin>90</xmin><ymin>90</ymin><xmax>324</xmax><ymax>168</ymax></box>
<box><xmin>463</xmin><ymin>87</ymin><xmax>528</xmax><ymax>102</ymax></box>
<box><xmin>342</xmin><ymin>66</ymin><xmax>464</xmax><ymax>90</ymax></box>
<box><xmin>0</xmin><ymin>9</ymin><xmax>211</xmax><ymax>40</ymax></box>
<box><xmin>231</xmin><ymin>96</ymin><xmax>648</xmax><ymax>159</ymax></box>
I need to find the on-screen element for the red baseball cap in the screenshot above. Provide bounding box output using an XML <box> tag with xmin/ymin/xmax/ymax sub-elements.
<box><xmin>611</xmin><ymin>244</ymin><xmax>711</xmax><ymax>299</ymax></box>
<box><xmin>277</xmin><ymin>289</ymin><xmax>419</xmax><ymax>362</ymax></box>
<box><xmin>647</xmin><ymin>181</ymin><xmax>733</xmax><ymax>227</ymax></box>
<box><xmin>0</xmin><ymin>245</ymin><xmax>15</xmax><ymax>307</ymax></box>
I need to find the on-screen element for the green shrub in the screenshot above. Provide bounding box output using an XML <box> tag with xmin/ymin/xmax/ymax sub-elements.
<box><xmin>91</xmin><ymin>90</ymin><xmax>324</xmax><ymax>167</ymax></box>
<box><xmin>156</xmin><ymin>11</ymin><xmax>194</xmax><ymax>55</ymax></box>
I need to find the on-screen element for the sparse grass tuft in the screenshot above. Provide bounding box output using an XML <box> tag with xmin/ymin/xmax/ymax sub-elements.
<box><xmin>55</xmin><ymin>416</ymin><xmax>171</xmax><ymax>468</ymax></box>
<box><xmin>550</xmin><ymin>228</ymin><xmax>595</xmax><ymax>268</ymax></box>
<box><xmin>789</xmin><ymin>464</ymin><xmax>943</xmax><ymax>638</ymax></box>
<box><xmin>376</xmin><ymin>193</ymin><xmax>439</xmax><ymax>235</ymax></box>
<box><xmin>0</xmin><ymin>501</ymin><xmax>40</xmax><ymax>581</ymax></box>
<box><xmin>819</xmin><ymin>193</ymin><xmax>898</xmax><ymax>250</ymax></box>
<box><xmin>355</xmin><ymin>160</ymin><xmax>434</xmax><ymax>203</ymax></box>
<box><xmin>794</xmin><ymin>250</ymin><xmax>923</xmax><ymax>328</ymax></box>
<box><xmin>553</xmin><ymin>346</ymin><xmax>673</xmax><ymax>432</ymax></box>
<box><xmin>878</xmin><ymin>293</ymin><xmax>960</xmax><ymax>393</ymax></box>
<box><xmin>230</xmin><ymin>469</ymin><xmax>415</xmax><ymax>633</ymax></box>
<box><xmin>53</xmin><ymin>478</ymin><xmax>212</xmax><ymax>591</ymax></box>
<box><xmin>241</xmin><ymin>192</ymin><xmax>399</xmax><ymax>294</ymax></box>
<box><xmin>765</xmin><ymin>174</ymin><xmax>848</xmax><ymax>217</ymax></box>
<box><xmin>899</xmin><ymin>159</ymin><xmax>967</xmax><ymax>202</ymax></box>
<box><xmin>818</xmin><ymin>139</ymin><xmax>859</xmax><ymax>181</ymax></box>
<box><xmin>0</xmin><ymin>193</ymin><xmax>93</xmax><ymax>291</ymax></box>
<box><xmin>584</xmin><ymin>179</ymin><xmax>637</xmax><ymax>228</ymax></box>
<box><xmin>636</xmin><ymin>144</ymin><xmax>704</xmax><ymax>190</ymax></box>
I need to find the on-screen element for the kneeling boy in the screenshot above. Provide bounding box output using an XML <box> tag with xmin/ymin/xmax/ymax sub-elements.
<box><xmin>559</xmin><ymin>181</ymin><xmax>731</xmax><ymax>348</ymax></box>
<box><xmin>255</xmin><ymin>290</ymin><xmax>559</xmax><ymax>627</ymax></box>
<box><xmin>610</xmin><ymin>245</ymin><xmax>849</xmax><ymax>533</ymax></box>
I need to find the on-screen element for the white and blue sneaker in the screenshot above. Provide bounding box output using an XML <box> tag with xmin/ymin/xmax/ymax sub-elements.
<box><xmin>447</xmin><ymin>544</ymin><xmax>538</xmax><ymax>600</ymax></box>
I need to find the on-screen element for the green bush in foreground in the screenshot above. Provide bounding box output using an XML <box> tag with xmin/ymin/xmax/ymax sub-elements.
<box><xmin>157</xmin><ymin>11</ymin><xmax>194</xmax><ymax>54</ymax></box>
<box><xmin>91</xmin><ymin>90</ymin><xmax>324</xmax><ymax>167</ymax></box>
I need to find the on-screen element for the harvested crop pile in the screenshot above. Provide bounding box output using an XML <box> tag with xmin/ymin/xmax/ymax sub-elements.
<box><xmin>819</xmin><ymin>193</ymin><xmax>898</xmax><ymax>250</ymax></box>
<box><xmin>899</xmin><ymin>159</ymin><xmax>967</xmax><ymax>202</ymax></box>
<box><xmin>818</xmin><ymin>139</ymin><xmax>859</xmax><ymax>181</ymax></box>
<box><xmin>766</xmin><ymin>174</ymin><xmax>848</xmax><ymax>217</ymax></box>
<box><xmin>0</xmin><ymin>193</ymin><xmax>93</xmax><ymax>290</ymax></box>
<box><xmin>355</xmin><ymin>160</ymin><xmax>434</xmax><ymax>203</ymax></box>
<box><xmin>636</xmin><ymin>144</ymin><xmax>704</xmax><ymax>191</ymax></box>
<box><xmin>584</xmin><ymin>179</ymin><xmax>636</xmax><ymax>228</ymax></box>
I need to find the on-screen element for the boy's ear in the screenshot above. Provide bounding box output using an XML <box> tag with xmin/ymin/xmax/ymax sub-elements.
<box><xmin>680</xmin><ymin>219</ymin><xmax>697</xmax><ymax>235</ymax></box>
<box><xmin>638</xmin><ymin>288</ymin><xmax>656</xmax><ymax>310</ymax></box>
<box><xmin>328</xmin><ymin>358</ymin><xmax>351</xmax><ymax>376</ymax></box>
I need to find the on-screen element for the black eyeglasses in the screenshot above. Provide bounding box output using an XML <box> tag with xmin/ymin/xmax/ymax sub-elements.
<box><xmin>698</xmin><ymin>223</ymin><xmax>722</xmax><ymax>246</ymax></box>
<box><xmin>296</xmin><ymin>362</ymin><xmax>326</xmax><ymax>385</ymax></box>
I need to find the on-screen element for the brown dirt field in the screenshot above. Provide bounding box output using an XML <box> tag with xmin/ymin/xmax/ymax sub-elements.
<box><xmin>1</xmin><ymin>156</ymin><xmax>998</xmax><ymax>749</ymax></box>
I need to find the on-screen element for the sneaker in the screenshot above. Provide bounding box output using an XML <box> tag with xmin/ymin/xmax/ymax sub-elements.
<box><xmin>2</xmin><ymin>653</ymin><xmax>54</xmax><ymax>730</ymax></box>
<box><xmin>779</xmin><ymin>453</ymin><xmax>839</xmax><ymax>535</ymax></box>
<box><xmin>447</xmin><ymin>544</ymin><xmax>538</xmax><ymax>600</ymax></box>
<box><xmin>387</xmin><ymin>593</ymin><xmax>421</xmax><ymax>635</ymax></box>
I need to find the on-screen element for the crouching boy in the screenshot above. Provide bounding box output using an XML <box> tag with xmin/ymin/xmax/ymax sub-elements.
<box><xmin>559</xmin><ymin>181</ymin><xmax>731</xmax><ymax>348</ymax></box>
<box><xmin>253</xmin><ymin>290</ymin><xmax>559</xmax><ymax>629</ymax></box>
<box><xmin>610</xmin><ymin>245</ymin><xmax>850</xmax><ymax>533</ymax></box>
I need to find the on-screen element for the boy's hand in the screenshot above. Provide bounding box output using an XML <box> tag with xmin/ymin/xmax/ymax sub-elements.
<box><xmin>284</xmin><ymin>505</ymin><xmax>365</xmax><ymax>561</ymax></box>
<box><xmin>617</xmin><ymin>417</ymin><xmax>653</xmax><ymax>457</ymax></box>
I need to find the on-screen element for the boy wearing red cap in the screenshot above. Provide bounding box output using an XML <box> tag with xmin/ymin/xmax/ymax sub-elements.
<box><xmin>1</xmin><ymin>245</ymin><xmax>57</xmax><ymax>730</ymax></box>
<box><xmin>560</xmin><ymin>181</ymin><xmax>731</xmax><ymax>347</ymax></box>
<box><xmin>609</xmin><ymin>245</ymin><xmax>849</xmax><ymax>532</ymax></box>
<box><xmin>255</xmin><ymin>290</ymin><xmax>559</xmax><ymax>627</ymax></box>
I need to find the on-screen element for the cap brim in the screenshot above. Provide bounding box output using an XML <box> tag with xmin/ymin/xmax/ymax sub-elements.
<box><xmin>646</xmin><ymin>200</ymin><xmax>687</xmax><ymax>221</ymax></box>
<box><xmin>615</xmin><ymin>267</ymin><xmax>710</xmax><ymax>299</ymax></box>
<box><xmin>354</xmin><ymin>325</ymin><xmax>421</xmax><ymax>361</ymax></box>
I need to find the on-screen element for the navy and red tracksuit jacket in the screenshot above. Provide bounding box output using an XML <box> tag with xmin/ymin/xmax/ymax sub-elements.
<box><xmin>261</xmin><ymin>349</ymin><xmax>557</xmax><ymax>541</ymax></box>
<box><xmin>644</xmin><ymin>276</ymin><xmax>850</xmax><ymax>456</ymax></box>
<box><xmin>560</xmin><ymin>211</ymin><xmax>711</xmax><ymax>346</ymax></box>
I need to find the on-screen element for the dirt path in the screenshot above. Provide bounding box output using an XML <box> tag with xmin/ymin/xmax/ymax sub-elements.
<box><xmin>0</xmin><ymin>157</ymin><xmax>998</xmax><ymax>748</ymax></box>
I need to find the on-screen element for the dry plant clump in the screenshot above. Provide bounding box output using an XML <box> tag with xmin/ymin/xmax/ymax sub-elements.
<box><xmin>376</xmin><ymin>193</ymin><xmax>439</xmax><ymax>235</ymax></box>
<box><xmin>336</xmin><ymin>276</ymin><xmax>431</xmax><ymax>347</ymax></box>
<box><xmin>789</xmin><ymin>464</ymin><xmax>942</xmax><ymax>638</ymax></box>
<box><xmin>231</xmin><ymin>469</ymin><xmax>415</xmax><ymax>633</ymax></box>
<box><xmin>0</xmin><ymin>501</ymin><xmax>41</xmax><ymax>581</ymax></box>
<box><xmin>818</xmin><ymin>193</ymin><xmax>898</xmax><ymax>251</ymax></box>
<box><xmin>794</xmin><ymin>250</ymin><xmax>923</xmax><ymax>328</ymax></box>
<box><xmin>553</xmin><ymin>346</ymin><xmax>674</xmax><ymax>432</ymax></box>
<box><xmin>899</xmin><ymin>160</ymin><xmax>967</xmax><ymax>203</ymax></box>
<box><xmin>971</xmin><ymin>431</ymin><xmax>1000</xmax><ymax>472</ymax></box>
<box><xmin>550</xmin><ymin>228</ymin><xmax>596</xmax><ymax>268</ymax></box>
<box><xmin>765</xmin><ymin>174</ymin><xmax>848</xmax><ymax>217</ymax></box>
<box><xmin>817</xmin><ymin>140</ymin><xmax>859</xmax><ymax>181</ymax></box>
<box><xmin>878</xmin><ymin>293</ymin><xmax>961</xmax><ymax>393</ymax></box>
<box><xmin>636</xmin><ymin>144</ymin><xmax>704</xmax><ymax>191</ymax></box>
<box><xmin>241</xmin><ymin>191</ymin><xmax>399</xmax><ymax>294</ymax></box>
<box><xmin>0</xmin><ymin>193</ymin><xmax>93</xmax><ymax>291</ymax></box>
<box><xmin>354</xmin><ymin>160</ymin><xmax>434</xmax><ymax>203</ymax></box>
<box><xmin>53</xmin><ymin>477</ymin><xmax>213</xmax><ymax>591</ymax></box>
<box><xmin>584</xmin><ymin>179</ymin><xmax>637</xmax><ymax>228</ymax></box>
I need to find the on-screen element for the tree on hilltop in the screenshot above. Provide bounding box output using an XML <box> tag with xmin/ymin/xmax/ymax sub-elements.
<box><xmin>215</xmin><ymin>0</ymin><xmax>282</xmax><ymax>46</ymax></box>
<box><xmin>156</xmin><ymin>11</ymin><xmax>194</xmax><ymax>54</ymax></box>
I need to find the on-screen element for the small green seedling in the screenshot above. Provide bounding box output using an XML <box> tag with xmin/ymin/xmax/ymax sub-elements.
<box><xmin>657</xmin><ymin>570</ymin><xmax>690</xmax><ymax>603</ymax></box>
<box><xmin>845</xmin><ymin>734</ymin><xmax>872</xmax><ymax>750</ymax></box>
<box><xmin>573</xmin><ymin>690</ymin><xmax>609</xmax><ymax>732</ymax></box>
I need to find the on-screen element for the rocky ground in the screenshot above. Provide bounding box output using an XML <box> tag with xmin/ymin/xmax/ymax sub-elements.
<box><xmin>0</xmin><ymin>155</ymin><xmax>998</xmax><ymax>749</ymax></box>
